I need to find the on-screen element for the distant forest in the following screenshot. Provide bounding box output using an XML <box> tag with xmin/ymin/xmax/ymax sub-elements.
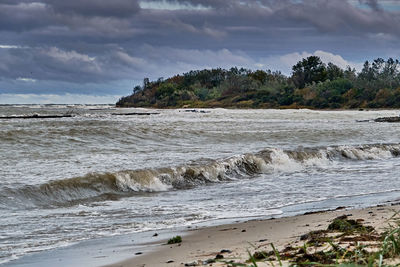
<box><xmin>116</xmin><ymin>56</ymin><xmax>400</xmax><ymax>109</ymax></box>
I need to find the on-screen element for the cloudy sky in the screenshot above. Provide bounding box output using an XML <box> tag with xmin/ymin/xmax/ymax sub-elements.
<box><xmin>1</xmin><ymin>0</ymin><xmax>400</xmax><ymax>104</ymax></box>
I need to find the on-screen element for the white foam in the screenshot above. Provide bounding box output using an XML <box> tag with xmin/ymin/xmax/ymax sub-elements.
<box><xmin>303</xmin><ymin>151</ymin><xmax>331</xmax><ymax>167</ymax></box>
<box><xmin>115</xmin><ymin>172</ymin><xmax>172</xmax><ymax>192</ymax></box>
<box><xmin>268</xmin><ymin>148</ymin><xmax>303</xmax><ymax>172</ymax></box>
<box><xmin>337</xmin><ymin>145</ymin><xmax>393</xmax><ymax>160</ymax></box>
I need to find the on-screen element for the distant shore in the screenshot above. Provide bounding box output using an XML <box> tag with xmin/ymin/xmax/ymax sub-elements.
<box><xmin>105</xmin><ymin>204</ymin><xmax>400</xmax><ymax>267</ymax></box>
<box><xmin>116</xmin><ymin>59</ymin><xmax>400</xmax><ymax>110</ymax></box>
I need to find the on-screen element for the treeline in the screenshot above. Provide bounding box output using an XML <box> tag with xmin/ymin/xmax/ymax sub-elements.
<box><xmin>116</xmin><ymin>56</ymin><xmax>400</xmax><ymax>109</ymax></box>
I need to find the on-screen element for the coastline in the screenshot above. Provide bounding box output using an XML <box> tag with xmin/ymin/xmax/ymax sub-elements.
<box><xmin>105</xmin><ymin>203</ymin><xmax>400</xmax><ymax>267</ymax></box>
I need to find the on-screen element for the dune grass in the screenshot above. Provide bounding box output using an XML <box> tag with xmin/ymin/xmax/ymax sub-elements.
<box><xmin>220</xmin><ymin>212</ymin><xmax>400</xmax><ymax>267</ymax></box>
<box><xmin>167</xmin><ymin>235</ymin><xmax>182</xmax><ymax>244</ymax></box>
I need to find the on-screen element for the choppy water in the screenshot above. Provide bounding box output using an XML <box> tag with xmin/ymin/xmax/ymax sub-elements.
<box><xmin>1</xmin><ymin>105</ymin><xmax>400</xmax><ymax>265</ymax></box>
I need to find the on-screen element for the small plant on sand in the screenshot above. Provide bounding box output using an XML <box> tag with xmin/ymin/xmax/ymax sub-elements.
<box><xmin>167</xmin><ymin>235</ymin><xmax>182</xmax><ymax>244</ymax></box>
<box><xmin>222</xmin><ymin>250</ymin><xmax>259</xmax><ymax>267</ymax></box>
<box><xmin>379</xmin><ymin>214</ymin><xmax>400</xmax><ymax>260</ymax></box>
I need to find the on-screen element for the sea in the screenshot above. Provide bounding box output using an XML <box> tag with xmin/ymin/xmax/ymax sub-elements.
<box><xmin>1</xmin><ymin>105</ymin><xmax>400</xmax><ymax>266</ymax></box>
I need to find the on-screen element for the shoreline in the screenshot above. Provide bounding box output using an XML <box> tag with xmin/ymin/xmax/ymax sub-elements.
<box><xmin>3</xmin><ymin>196</ymin><xmax>399</xmax><ymax>267</ymax></box>
<box><xmin>105</xmin><ymin>203</ymin><xmax>400</xmax><ymax>267</ymax></box>
<box><xmin>116</xmin><ymin>106</ymin><xmax>400</xmax><ymax>111</ymax></box>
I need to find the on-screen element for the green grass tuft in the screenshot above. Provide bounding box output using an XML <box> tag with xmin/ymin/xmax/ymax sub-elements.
<box><xmin>167</xmin><ymin>235</ymin><xmax>182</xmax><ymax>244</ymax></box>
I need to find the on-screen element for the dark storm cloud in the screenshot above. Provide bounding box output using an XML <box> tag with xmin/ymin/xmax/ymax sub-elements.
<box><xmin>167</xmin><ymin>0</ymin><xmax>400</xmax><ymax>35</ymax></box>
<box><xmin>0</xmin><ymin>2</ymin><xmax>53</xmax><ymax>31</ymax></box>
<box><xmin>0</xmin><ymin>0</ymin><xmax>139</xmax><ymax>35</ymax></box>
<box><xmin>46</xmin><ymin>0</ymin><xmax>140</xmax><ymax>17</ymax></box>
<box><xmin>1</xmin><ymin>0</ymin><xmax>400</xmax><ymax>98</ymax></box>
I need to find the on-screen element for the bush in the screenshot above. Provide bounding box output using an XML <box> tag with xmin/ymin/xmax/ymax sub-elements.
<box><xmin>167</xmin><ymin>235</ymin><xmax>182</xmax><ymax>244</ymax></box>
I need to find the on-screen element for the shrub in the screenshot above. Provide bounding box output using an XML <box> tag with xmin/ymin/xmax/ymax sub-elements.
<box><xmin>167</xmin><ymin>235</ymin><xmax>182</xmax><ymax>244</ymax></box>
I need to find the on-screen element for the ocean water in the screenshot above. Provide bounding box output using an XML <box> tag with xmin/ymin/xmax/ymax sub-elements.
<box><xmin>1</xmin><ymin>105</ymin><xmax>400</xmax><ymax>265</ymax></box>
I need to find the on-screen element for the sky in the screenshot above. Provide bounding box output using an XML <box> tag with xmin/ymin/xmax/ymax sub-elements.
<box><xmin>1</xmin><ymin>0</ymin><xmax>400</xmax><ymax>104</ymax></box>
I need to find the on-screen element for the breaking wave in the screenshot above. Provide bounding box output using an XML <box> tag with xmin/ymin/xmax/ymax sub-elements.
<box><xmin>1</xmin><ymin>143</ymin><xmax>399</xmax><ymax>209</ymax></box>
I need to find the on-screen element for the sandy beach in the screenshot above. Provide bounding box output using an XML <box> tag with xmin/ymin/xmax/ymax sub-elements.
<box><xmin>106</xmin><ymin>204</ymin><xmax>400</xmax><ymax>267</ymax></box>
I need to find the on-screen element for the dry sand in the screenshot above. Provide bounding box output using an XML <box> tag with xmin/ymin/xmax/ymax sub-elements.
<box><xmin>105</xmin><ymin>204</ymin><xmax>400</xmax><ymax>267</ymax></box>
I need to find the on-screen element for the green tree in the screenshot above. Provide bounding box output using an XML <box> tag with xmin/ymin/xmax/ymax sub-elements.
<box><xmin>143</xmin><ymin>78</ymin><xmax>150</xmax><ymax>89</ymax></box>
<box><xmin>249</xmin><ymin>70</ymin><xmax>268</xmax><ymax>84</ymax></box>
<box><xmin>133</xmin><ymin>85</ymin><xmax>141</xmax><ymax>94</ymax></box>
<box><xmin>326</xmin><ymin>63</ymin><xmax>344</xmax><ymax>81</ymax></box>
<box><xmin>291</xmin><ymin>56</ymin><xmax>327</xmax><ymax>88</ymax></box>
<box><xmin>344</xmin><ymin>66</ymin><xmax>357</xmax><ymax>82</ymax></box>
<box><xmin>155</xmin><ymin>83</ymin><xmax>176</xmax><ymax>98</ymax></box>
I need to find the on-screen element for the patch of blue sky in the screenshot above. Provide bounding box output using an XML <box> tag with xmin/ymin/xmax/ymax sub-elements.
<box><xmin>349</xmin><ymin>0</ymin><xmax>400</xmax><ymax>11</ymax></box>
<box><xmin>139</xmin><ymin>0</ymin><xmax>211</xmax><ymax>11</ymax></box>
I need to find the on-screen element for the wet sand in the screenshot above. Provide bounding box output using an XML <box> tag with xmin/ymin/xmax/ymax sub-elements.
<box><xmin>105</xmin><ymin>204</ymin><xmax>400</xmax><ymax>267</ymax></box>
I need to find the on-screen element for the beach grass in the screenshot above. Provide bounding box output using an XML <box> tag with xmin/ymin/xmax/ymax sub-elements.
<box><xmin>167</xmin><ymin>235</ymin><xmax>182</xmax><ymax>244</ymax></box>
<box><xmin>240</xmin><ymin>212</ymin><xmax>400</xmax><ymax>267</ymax></box>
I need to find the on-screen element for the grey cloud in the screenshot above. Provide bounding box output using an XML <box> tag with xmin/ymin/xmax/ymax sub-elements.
<box><xmin>2</xmin><ymin>0</ymin><xmax>400</xmax><ymax>96</ymax></box>
<box><xmin>0</xmin><ymin>0</ymin><xmax>139</xmax><ymax>35</ymax></box>
<box><xmin>0</xmin><ymin>2</ymin><xmax>55</xmax><ymax>31</ymax></box>
<box><xmin>46</xmin><ymin>0</ymin><xmax>140</xmax><ymax>17</ymax></box>
<box><xmin>170</xmin><ymin>0</ymin><xmax>399</xmax><ymax>35</ymax></box>
<box><xmin>3</xmin><ymin>0</ymin><xmax>400</xmax><ymax>41</ymax></box>
<box><xmin>0</xmin><ymin>43</ymin><xmax>257</xmax><ymax>84</ymax></box>
<box><xmin>0</xmin><ymin>47</ymin><xmax>105</xmax><ymax>83</ymax></box>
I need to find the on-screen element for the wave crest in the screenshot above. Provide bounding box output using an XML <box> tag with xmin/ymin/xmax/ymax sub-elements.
<box><xmin>1</xmin><ymin>143</ymin><xmax>399</xmax><ymax>209</ymax></box>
